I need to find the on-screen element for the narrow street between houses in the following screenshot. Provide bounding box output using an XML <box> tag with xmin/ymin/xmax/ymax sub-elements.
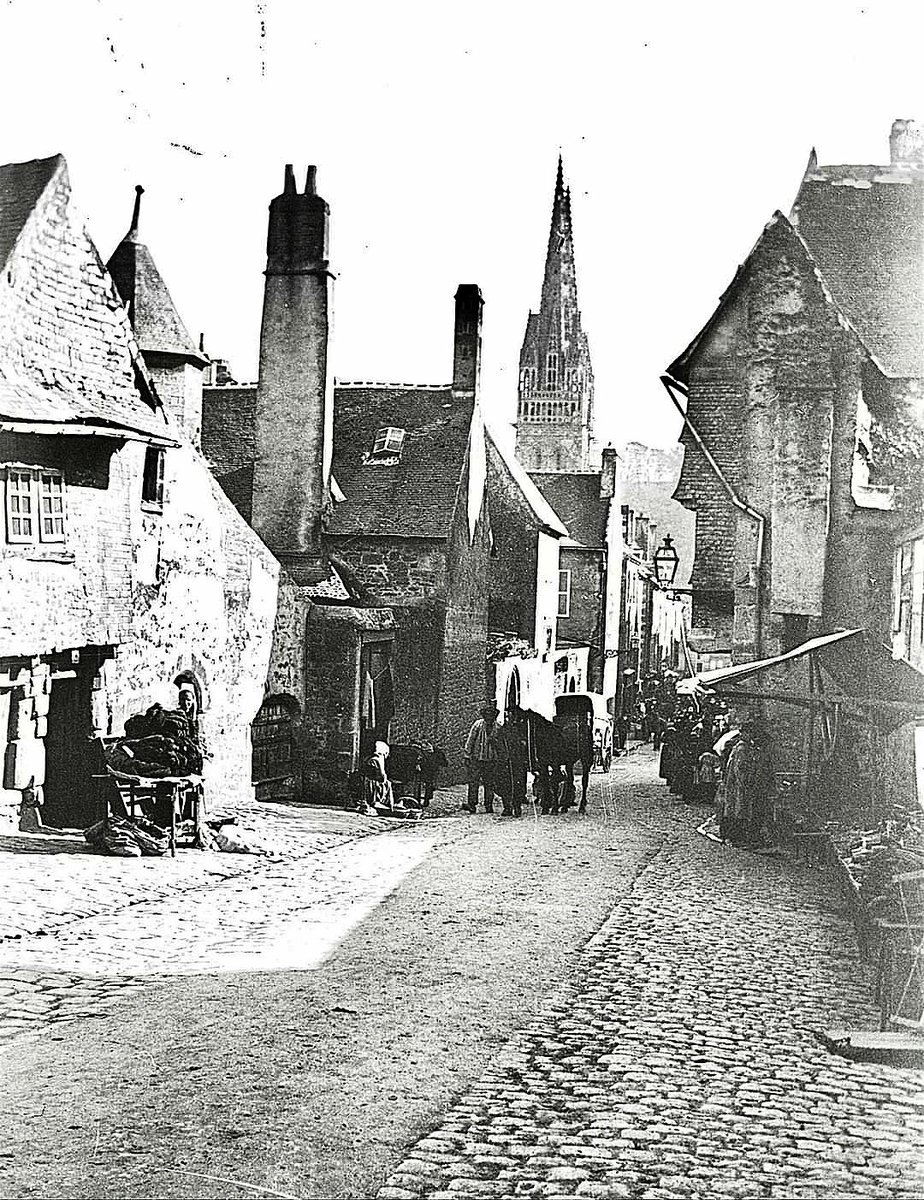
<box><xmin>0</xmin><ymin>750</ymin><xmax>921</xmax><ymax>1200</ymax></box>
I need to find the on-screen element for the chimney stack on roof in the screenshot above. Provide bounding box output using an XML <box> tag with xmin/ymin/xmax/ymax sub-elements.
<box><xmin>890</xmin><ymin>119</ymin><xmax>924</xmax><ymax>168</ymax></box>
<box><xmin>600</xmin><ymin>445</ymin><xmax>619</xmax><ymax>500</ymax></box>
<box><xmin>452</xmin><ymin>284</ymin><xmax>484</xmax><ymax>400</ymax></box>
<box><xmin>252</xmin><ymin>163</ymin><xmax>334</xmax><ymax>581</ymax></box>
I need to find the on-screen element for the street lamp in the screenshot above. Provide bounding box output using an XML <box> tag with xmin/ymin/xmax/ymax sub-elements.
<box><xmin>653</xmin><ymin>535</ymin><xmax>680</xmax><ymax>588</ymax></box>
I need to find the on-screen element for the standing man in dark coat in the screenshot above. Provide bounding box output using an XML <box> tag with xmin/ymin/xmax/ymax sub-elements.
<box><xmin>495</xmin><ymin>721</ymin><xmax>528</xmax><ymax>817</ymax></box>
<box><xmin>463</xmin><ymin>704</ymin><xmax>500</xmax><ymax>813</ymax></box>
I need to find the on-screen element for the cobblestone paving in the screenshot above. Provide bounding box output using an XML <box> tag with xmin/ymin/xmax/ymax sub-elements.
<box><xmin>0</xmin><ymin>801</ymin><xmax>417</xmax><ymax>1046</ymax></box>
<box><xmin>0</xmin><ymin>801</ymin><xmax>385</xmax><ymax>940</ymax></box>
<box><xmin>378</xmin><ymin>772</ymin><xmax>924</xmax><ymax>1200</ymax></box>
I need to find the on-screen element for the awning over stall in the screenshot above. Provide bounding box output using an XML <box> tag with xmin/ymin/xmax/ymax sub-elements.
<box><xmin>678</xmin><ymin>629</ymin><xmax>924</xmax><ymax>730</ymax></box>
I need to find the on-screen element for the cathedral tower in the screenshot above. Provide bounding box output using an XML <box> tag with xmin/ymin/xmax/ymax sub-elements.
<box><xmin>515</xmin><ymin>158</ymin><xmax>597</xmax><ymax>473</ymax></box>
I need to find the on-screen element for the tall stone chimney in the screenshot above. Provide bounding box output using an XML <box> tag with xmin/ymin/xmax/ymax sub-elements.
<box><xmin>452</xmin><ymin>285</ymin><xmax>484</xmax><ymax>398</ymax></box>
<box><xmin>252</xmin><ymin>164</ymin><xmax>334</xmax><ymax>582</ymax></box>
<box><xmin>599</xmin><ymin>445</ymin><xmax>619</xmax><ymax>500</ymax></box>
<box><xmin>890</xmin><ymin>119</ymin><xmax>924</xmax><ymax>168</ymax></box>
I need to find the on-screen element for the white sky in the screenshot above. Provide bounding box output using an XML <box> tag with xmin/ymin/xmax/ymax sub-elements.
<box><xmin>1</xmin><ymin>0</ymin><xmax>923</xmax><ymax>449</ymax></box>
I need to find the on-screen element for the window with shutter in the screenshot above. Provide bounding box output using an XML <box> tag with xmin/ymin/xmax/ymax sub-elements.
<box><xmin>142</xmin><ymin>447</ymin><xmax>165</xmax><ymax>508</ymax></box>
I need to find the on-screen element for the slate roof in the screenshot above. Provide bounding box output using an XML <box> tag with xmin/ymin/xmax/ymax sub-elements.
<box><xmin>0</xmin><ymin>155</ymin><xmax>171</xmax><ymax>443</ymax></box>
<box><xmin>667</xmin><ymin>212</ymin><xmax>875</xmax><ymax>384</ymax></box>
<box><xmin>791</xmin><ymin>162</ymin><xmax>924</xmax><ymax>378</ymax></box>
<box><xmin>530</xmin><ymin>472</ymin><xmax>608</xmax><ymax>548</ymax></box>
<box><xmin>326</xmin><ymin>384</ymin><xmax>473</xmax><ymax>539</ymax></box>
<box><xmin>486</xmin><ymin>433</ymin><xmax>568</xmax><ymax>538</ymax></box>
<box><xmin>0</xmin><ymin>156</ymin><xmax>58</xmax><ymax>271</ymax></box>
<box><xmin>108</xmin><ymin>200</ymin><xmax>207</xmax><ymax>366</ymax></box>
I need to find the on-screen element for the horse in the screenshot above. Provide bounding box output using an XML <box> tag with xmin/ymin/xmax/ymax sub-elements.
<box><xmin>508</xmin><ymin>706</ymin><xmax>587</xmax><ymax>815</ymax></box>
<box><xmin>386</xmin><ymin>742</ymin><xmax>449</xmax><ymax>805</ymax></box>
<box><xmin>552</xmin><ymin>703</ymin><xmax>594</xmax><ymax>813</ymax></box>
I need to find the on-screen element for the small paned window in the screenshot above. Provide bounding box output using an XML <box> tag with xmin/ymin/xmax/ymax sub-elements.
<box><xmin>557</xmin><ymin>569</ymin><xmax>572</xmax><ymax>618</ymax></box>
<box><xmin>142</xmin><ymin>447</ymin><xmax>165</xmax><ymax>509</ymax></box>
<box><xmin>39</xmin><ymin>472</ymin><xmax>65</xmax><ymax>542</ymax></box>
<box><xmin>371</xmin><ymin>427</ymin><xmax>406</xmax><ymax>458</ymax></box>
<box><xmin>546</xmin><ymin>352</ymin><xmax>559</xmax><ymax>389</ymax></box>
<box><xmin>4</xmin><ymin>467</ymin><xmax>65</xmax><ymax>546</ymax></box>
<box><xmin>6</xmin><ymin>469</ymin><xmax>35</xmax><ymax>543</ymax></box>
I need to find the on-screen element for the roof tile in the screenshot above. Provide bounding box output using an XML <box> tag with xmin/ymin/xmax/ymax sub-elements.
<box><xmin>327</xmin><ymin>385</ymin><xmax>472</xmax><ymax>539</ymax></box>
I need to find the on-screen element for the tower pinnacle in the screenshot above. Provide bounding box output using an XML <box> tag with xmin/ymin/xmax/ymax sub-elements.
<box><xmin>515</xmin><ymin>158</ymin><xmax>597</xmax><ymax>473</ymax></box>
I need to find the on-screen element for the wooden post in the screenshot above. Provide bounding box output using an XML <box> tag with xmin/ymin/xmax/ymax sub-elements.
<box><xmin>800</xmin><ymin>652</ymin><xmax>816</xmax><ymax>810</ymax></box>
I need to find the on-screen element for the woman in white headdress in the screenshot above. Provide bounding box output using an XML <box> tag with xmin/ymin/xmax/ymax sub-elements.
<box><xmin>361</xmin><ymin>740</ymin><xmax>394</xmax><ymax>813</ymax></box>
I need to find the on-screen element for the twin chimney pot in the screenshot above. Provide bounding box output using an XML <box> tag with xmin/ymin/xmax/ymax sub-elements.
<box><xmin>266</xmin><ymin>163</ymin><xmax>330</xmax><ymax>276</ymax></box>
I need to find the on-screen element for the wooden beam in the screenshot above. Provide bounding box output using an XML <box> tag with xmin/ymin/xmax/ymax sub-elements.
<box><xmin>713</xmin><ymin>685</ymin><xmax>924</xmax><ymax>717</ymax></box>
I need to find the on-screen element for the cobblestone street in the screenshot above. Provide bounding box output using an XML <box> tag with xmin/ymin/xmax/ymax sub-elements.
<box><xmin>379</xmin><ymin>756</ymin><xmax>924</xmax><ymax>1200</ymax></box>
<box><xmin>0</xmin><ymin>750</ymin><xmax>921</xmax><ymax>1199</ymax></box>
<box><xmin>0</xmin><ymin>803</ymin><xmax>394</xmax><ymax>1044</ymax></box>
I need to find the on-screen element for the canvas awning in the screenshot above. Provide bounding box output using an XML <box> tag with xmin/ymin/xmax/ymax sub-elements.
<box><xmin>678</xmin><ymin>629</ymin><xmax>924</xmax><ymax>730</ymax></box>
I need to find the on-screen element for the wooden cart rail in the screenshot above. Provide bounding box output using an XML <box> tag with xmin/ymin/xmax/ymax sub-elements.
<box><xmin>89</xmin><ymin>736</ymin><xmax>203</xmax><ymax>857</ymax></box>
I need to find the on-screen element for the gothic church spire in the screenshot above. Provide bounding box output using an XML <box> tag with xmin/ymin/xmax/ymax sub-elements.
<box><xmin>515</xmin><ymin>158</ymin><xmax>597</xmax><ymax>474</ymax></box>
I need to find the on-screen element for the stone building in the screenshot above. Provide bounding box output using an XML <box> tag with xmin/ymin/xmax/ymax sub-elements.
<box><xmin>0</xmin><ymin>154</ymin><xmax>279</xmax><ymax>831</ymax></box>
<box><xmin>202</xmin><ymin>170</ymin><xmax>568</xmax><ymax>786</ymax></box>
<box><xmin>515</xmin><ymin>159</ymin><xmax>598</xmax><ymax>474</ymax></box>
<box><xmin>484</xmin><ymin>433</ymin><xmax>572</xmax><ymax>719</ymax></box>
<box><xmin>529</xmin><ymin>451</ymin><xmax>622</xmax><ymax>699</ymax></box>
<box><xmin>531</xmin><ymin>451</ymin><xmax>687</xmax><ymax>717</ymax></box>
<box><xmin>666</xmin><ymin>119</ymin><xmax>924</xmax><ymax>668</ymax></box>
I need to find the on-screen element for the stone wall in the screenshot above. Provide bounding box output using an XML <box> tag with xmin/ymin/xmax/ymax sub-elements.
<box><xmin>0</xmin><ymin>431</ymin><xmax>280</xmax><ymax>831</ymax></box>
<box><xmin>146</xmin><ymin>356</ymin><xmax>203</xmax><ymax>447</ymax></box>
<box><xmin>201</xmin><ymin>384</ymin><xmax>257</xmax><ymax>523</ymax></box>
<box><xmin>100</xmin><ymin>442</ymin><xmax>279</xmax><ymax>813</ymax></box>
<box><xmin>673</xmin><ymin>375</ymin><xmax>742</xmax><ymax>639</ymax></box>
<box><xmin>331</xmin><ymin>537</ymin><xmax>447</xmax><ymax>603</ymax></box>
<box><xmin>487</xmin><ymin>493</ymin><xmax>539</xmax><ymax>642</ymax></box>
<box><xmin>558</xmin><ymin>547</ymin><xmax>604</xmax><ymax>691</ymax></box>
<box><xmin>675</xmin><ymin>217</ymin><xmax>914</xmax><ymax>663</ymax></box>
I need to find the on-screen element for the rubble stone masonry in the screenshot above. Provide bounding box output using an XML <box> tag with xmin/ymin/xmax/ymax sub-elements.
<box><xmin>0</xmin><ymin>157</ymin><xmax>281</xmax><ymax>829</ymax></box>
<box><xmin>0</xmin><ymin>433</ymin><xmax>280</xmax><ymax>829</ymax></box>
<box><xmin>327</xmin><ymin>489</ymin><xmax>491</xmax><ymax>779</ymax></box>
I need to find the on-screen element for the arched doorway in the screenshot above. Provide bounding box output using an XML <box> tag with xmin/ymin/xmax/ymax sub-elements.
<box><xmin>251</xmin><ymin>694</ymin><xmax>300</xmax><ymax>801</ymax></box>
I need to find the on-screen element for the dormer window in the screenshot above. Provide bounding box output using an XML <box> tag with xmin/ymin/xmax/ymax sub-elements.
<box><xmin>371</xmin><ymin>427</ymin><xmax>406</xmax><ymax>460</ymax></box>
<box><xmin>546</xmin><ymin>352</ymin><xmax>559</xmax><ymax>389</ymax></box>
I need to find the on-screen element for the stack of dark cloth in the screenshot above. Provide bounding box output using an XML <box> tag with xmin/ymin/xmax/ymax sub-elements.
<box><xmin>107</xmin><ymin>704</ymin><xmax>203</xmax><ymax>778</ymax></box>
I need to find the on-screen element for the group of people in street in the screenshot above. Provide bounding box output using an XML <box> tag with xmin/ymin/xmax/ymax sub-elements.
<box><xmin>357</xmin><ymin>673</ymin><xmax>778</xmax><ymax>844</ymax></box>
<box><xmin>647</xmin><ymin>673</ymin><xmax>777</xmax><ymax>849</ymax></box>
<box><xmin>355</xmin><ymin>703</ymin><xmax>531</xmax><ymax>819</ymax></box>
<box><xmin>463</xmin><ymin>704</ymin><xmax>528</xmax><ymax>817</ymax></box>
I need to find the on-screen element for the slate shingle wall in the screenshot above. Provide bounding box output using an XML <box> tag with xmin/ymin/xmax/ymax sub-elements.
<box><xmin>0</xmin><ymin>159</ymin><xmax>164</xmax><ymax>438</ymax></box>
<box><xmin>0</xmin><ymin>162</ymin><xmax>281</xmax><ymax>829</ymax></box>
